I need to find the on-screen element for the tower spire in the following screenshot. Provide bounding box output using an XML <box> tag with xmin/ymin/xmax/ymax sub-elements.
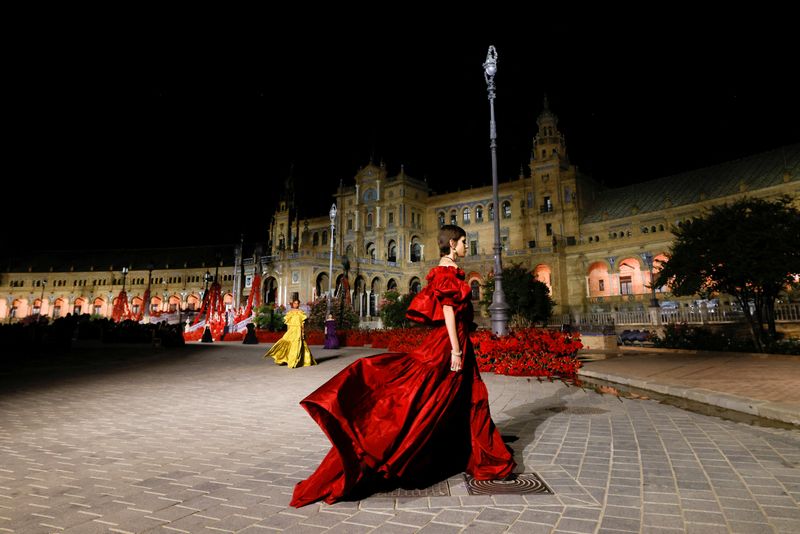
<box><xmin>533</xmin><ymin>95</ymin><xmax>567</xmax><ymax>163</ymax></box>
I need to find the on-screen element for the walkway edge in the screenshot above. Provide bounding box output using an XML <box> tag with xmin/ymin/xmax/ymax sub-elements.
<box><xmin>577</xmin><ymin>369</ymin><xmax>800</xmax><ymax>427</ymax></box>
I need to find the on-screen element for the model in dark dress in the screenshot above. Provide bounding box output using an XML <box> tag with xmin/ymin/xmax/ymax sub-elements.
<box><xmin>323</xmin><ymin>316</ymin><xmax>339</xmax><ymax>349</ymax></box>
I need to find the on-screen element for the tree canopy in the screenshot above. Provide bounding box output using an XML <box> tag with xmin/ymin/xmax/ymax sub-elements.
<box><xmin>655</xmin><ymin>196</ymin><xmax>800</xmax><ymax>351</ymax></box>
<box><xmin>481</xmin><ymin>263</ymin><xmax>555</xmax><ymax>325</ymax></box>
<box><xmin>379</xmin><ymin>290</ymin><xmax>414</xmax><ymax>329</ymax></box>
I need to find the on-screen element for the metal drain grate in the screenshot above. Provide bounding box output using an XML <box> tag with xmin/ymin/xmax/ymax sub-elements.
<box><xmin>465</xmin><ymin>473</ymin><xmax>553</xmax><ymax>495</ymax></box>
<box><xmin>373</xmin><ymin>480</ymin><xmax>451</xmax><ymax>498</ymax></box>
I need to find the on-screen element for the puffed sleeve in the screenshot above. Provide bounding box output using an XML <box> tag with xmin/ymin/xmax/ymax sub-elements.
<box><xmin>433</xmin><ymin>270</ymin><xmax>470</xmax><ymax>307</ymax></box>
<box><xmin>406</xmin><ymin>268</ymin><xmax>471</xmax><ymax>324</ymax></box>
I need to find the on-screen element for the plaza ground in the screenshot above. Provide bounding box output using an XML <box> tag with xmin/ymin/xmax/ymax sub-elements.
<box><xmin>1</xmin><ymin>343</ymin><xmax>798</xmax><ymax>533</ymax></box>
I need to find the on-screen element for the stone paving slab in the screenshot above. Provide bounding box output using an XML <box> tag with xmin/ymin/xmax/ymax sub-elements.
<box><xmin>0</xmin><ymin>343</ymin><xmax>798</xmax><ymax>533</ymax></box>
<box><xmin>579</xmin><ymin>349</ymin><xmax>800</xmax><ymax>425</ymax></box>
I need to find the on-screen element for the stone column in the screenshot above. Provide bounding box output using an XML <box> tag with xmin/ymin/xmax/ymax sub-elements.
<box><xmin>648</xmin><ymin>307</ymin><xmax>662</xmax><ymax>327</ymax></box>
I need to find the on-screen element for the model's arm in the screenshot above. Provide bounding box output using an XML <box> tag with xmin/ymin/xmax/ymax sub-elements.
<box><xmin>443</xmin><ymin>305</ymin><xmax>462</xmax><ymax>372</ymax></box>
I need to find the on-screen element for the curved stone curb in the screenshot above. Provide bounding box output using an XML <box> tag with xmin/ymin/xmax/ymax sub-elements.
<box><xmin>577</xmin><ymin>369</ymin><xmax>800</xmax><ymax>426</ymax></box>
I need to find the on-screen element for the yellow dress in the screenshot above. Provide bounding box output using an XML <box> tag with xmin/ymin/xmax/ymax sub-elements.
<box><xmin>264</xmin><ymin>309</ymin><xmax>317</xmax><ymax>368</ymax></box>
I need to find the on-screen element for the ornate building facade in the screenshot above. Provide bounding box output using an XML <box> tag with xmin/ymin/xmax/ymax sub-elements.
<box><xmin>2</xmin><ymin>102</ymin><xmax>798</xmax><ymax>323</ymax></box>
<box><xmin>262</xmin><ymin>101</ymin><xmax>799</xmax><ymax>320</ymax></box>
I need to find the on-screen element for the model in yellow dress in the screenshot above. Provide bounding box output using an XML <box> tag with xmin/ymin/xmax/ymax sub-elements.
<box><xmin>264</xmin><ymin>301</ymin><xmax>317</xmax><ymax>368</ymax></box>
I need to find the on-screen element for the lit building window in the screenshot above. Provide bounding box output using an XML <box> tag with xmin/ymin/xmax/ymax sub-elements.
<box><xmin>620</xmin><ymin>276</ymin><xmax>633</xmax><ymax>295</ymax></box>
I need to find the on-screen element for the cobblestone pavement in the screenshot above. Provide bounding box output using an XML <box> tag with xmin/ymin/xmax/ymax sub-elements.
<box><xmin>1</xmin><ymin>343</ymin><xmax>799</xmax><ymax>533</ymax></box>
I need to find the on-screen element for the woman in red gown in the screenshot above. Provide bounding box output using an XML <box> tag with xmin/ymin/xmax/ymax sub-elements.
<box><xmin>290</xmin><ymin>225</ymin><xmax>515</xmax><ymax>507</ymax></box>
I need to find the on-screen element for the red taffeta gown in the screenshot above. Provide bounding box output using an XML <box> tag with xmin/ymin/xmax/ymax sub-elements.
<box><xmin>290</xmin><ymin>266</ymin><xmax>515</xmax><ymax>507</ymax></box>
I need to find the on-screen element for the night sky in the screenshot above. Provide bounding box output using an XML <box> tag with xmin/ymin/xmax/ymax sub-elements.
<box><xmin>5</xmin><ymin>16</ymin><xmax>798</xmax><ymax>260</ymax></box>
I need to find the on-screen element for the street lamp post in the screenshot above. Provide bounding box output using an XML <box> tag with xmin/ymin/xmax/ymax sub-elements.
<box><xmin>144</xmin><ymin>263</ymin><xmax>154</xmax><ymax>321</ymax></box>
<box><xmin>179</xmin><ymin>290</ymin><xmax>187</xmax><ymax>328</ymax></box>
<box><xmin>483</xmin><ymin>45</ymin><xmax>509</xmax><ymax>336</ymax></box>
<box><xmin>201</xmin><ymin>270</ymin><xmax>213</xmax><ymax>343</ymax></box>
<box><xmin>326</xmin><ymin>204</ymin><xmax>337</xmax><ymax>317</ymax></box>
<box><xmin>163</xmin><ymin>281</ymin><xmax>169</xmax><ymax>314</ymax></box>
<box><xmin>121</xmin><ymin>266</ymin><xmax>129</xmax><ymax>293</ymax></box>
<box><xmin>203</xmin><ymin>270</ymin><xmax>211</xmax><ymax>297</ymax></box>
<box><xmin>38</xmin><ymin>279</ymin><xmax>47</xmax><ymax>317</ymax></box>
<box><xmin>641</xmin><ymin>252</ymin><xmax>660</xmax><ymax>308</ymax></box>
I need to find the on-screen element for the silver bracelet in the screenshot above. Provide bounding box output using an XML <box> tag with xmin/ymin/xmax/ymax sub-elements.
<box><xmin>451</xmin><ymin>349</ymin><xmax>462</xmax><ymax>357</ymax></box>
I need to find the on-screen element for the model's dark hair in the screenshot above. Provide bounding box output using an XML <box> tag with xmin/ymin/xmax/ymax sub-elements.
<box><xmin>438</xmin><ymin>224</ymin><xmax>466</xmax><ymax>256</ymax></box>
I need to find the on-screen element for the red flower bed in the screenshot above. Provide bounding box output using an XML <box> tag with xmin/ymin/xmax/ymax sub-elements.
<box><xmin>255</xmin><ymin>330</ymin><xmax>284</xmax><ymax>343</ymax></box>
<box><xmin>218</xmin><ymin>331</ymin><xmax>244</xmax><ymax>341</ymax></box>
<box><xmin>305</xmin><ymin>330</ymin><xmax>325</xmax><ymax>345</ymax></box>
<box><xmin>184</xmin><ymin>329</ymin><xmax>202</xmax><ymax>342</ymax></box>
<box><xmin>368</xmin><ymin>328</ymin><xmax>422</xmax><ymax>351</ymax></box>
<box><xmin>471</xmin><ymin>328</ymin><xmax>582</xmax><ymax>378</ymax></box>
<box><xmin>185</xmin><ymin>325</ymin><xmax>580</xmax><ymax>379</ymax></box>
<box><xmin>340</xmin><ymin>330</ymin><xmax>372</xmax><ymax>347</ymax></box>
<box><xmin>377</xmin><ymin>328</ymin><xmax>433</xmax><ymax>352</ymax></box>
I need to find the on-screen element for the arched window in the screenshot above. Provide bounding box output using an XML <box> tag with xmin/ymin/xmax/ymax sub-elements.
<box><xmin>366</xmin><ymin>213</ymin><xmax>373</xmax><ymax>231</ymax></box>
<box><xmin>387</xmin><ymin>278</ymin><xmax>397</xmax><ymax>291</ymax></box>
<box><xmin>410</xmin><ymin>242</ymin><xmax>421</xmax><ymax>262</ymax></box>
<box><xmin>588</xmin><ymin>262</ymin><xmax>611</xmax><ymax>298</ymax></box>
<box><xmin>438</xmin><ymin>211</ymin><xmax>445</xmax><ymax>227</ymax></box>
<box><xmin>409</xmin><ymin>278</ymin><xmax>421</xmax><ymax>295</ymax></box>
<box><xmin>387</xmin><ymin>240</ymin><xmax>397</xmax><ymax>262</ymax></box>
<box><xmin>316</xmin><ymin>272</ymin><xmax>329</xmax><ymax>299</ymax></box>
<box><xmin>312</xmin><ymin>232</ymin><xmax>319</xmax><ymax>246</ymax></box>
<box><xmin>322</xmin><ymin>230</ymin><xmax>328</xmax><ymax>245</ymax></box>
<box><xmin>366</xmin><ymin>242</ymin><xmax>376</xmax><ymax>260</ymax></box>
<box><xmin>449</xmin><ymin>210</ymin><xmax>457</xmax><ymax>225</ymax></box>
<box><xmin>470</xmin><ymin>280</ymin><xmax>480</xmax><ymax>300</ymax></box>
<box><xmin>475</xmin><ymin>205</ymin><xmax>483</xmax><ymax>222</ymax></box>
<box><xmin>502</xmin><ymin>201</ymin><xmax>511</xmax><ymax>219</ymax></box>
<box><xmin>462</xmin><ymin>207</ymin><xmax>470</xmax><ymax>224</ymax></box>
<box><xmin>345</xmin><ymin>244</ymin><xmax>353</xmax><ymax>256</ymax></box>
<box><xmin>410</xmin><ymin>236</ymin><xmax>422</xmax><ymax>262</ymax></box>
<box><xmin>488</xmin><ymin>203</ymin><xmax>495</xmax><ymax>221</ymax></box>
